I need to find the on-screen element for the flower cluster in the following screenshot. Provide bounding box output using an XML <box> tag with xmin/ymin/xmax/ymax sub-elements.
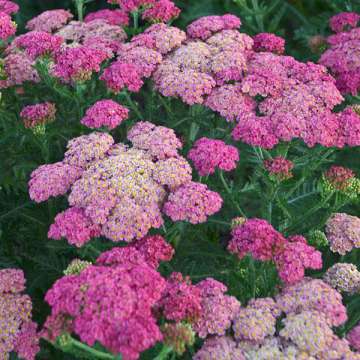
<box><xmin>20</xmin><ymin>102</ymin><xmax>56</xmax><ymax>130</ymax></box>
<box><xmin>320</xmin><ymin>12</ymin><xmax>360</xmax><ymax>94</ymax></box>
<box><xmin>0</xmin><ymin>10</ymin><xmax>16</xmax><ymax>40</ymax></box>
<box><xmin>0</xmin><ymin>1</ymin><xmax>19</xmax><ymax>15</ymax></box>
<box><xmin>0</xmin><ymin>269</ymin><xmax>39</xmax><ymax>360</ymax></box>
<box><xmin>80</xmin><ymin>99</ymin><xmax>129</xmax><ymax>129</ymax></box>
<box><xmin>264</xmin><ymin>156</ymin><xmax>294</xmax><ymax>181</ymax></box>
<box><xmin>347</xmin><ymin>324</ymin><xmax>360</xmax><ymax>352</ymax></box>
<box><xmin>253</xmin><ymin>32</ymin><xmax>285</xmax><ymax>54</ymax></box>
<box><xmin>324</xmin><ymin>262</ymin><xmax>360</xmax><ymax>293</ymax></box>
<box><xmin>84</xmin><ymin>9</ymin><xmax>129</xmax><ymax>26</ymax></box>
<box><xmin>195</xmin><ymin>278</ymin><xmax>357</xmax><ymax>359</ymax></box>
<box><xmin>188</xmin><ymin>137</ymin><xmax>239</xmax><ymax>176</ymax></box>
<box><xmin>325</xmin><ymin>213</ymin><xmax>360</xmax><ymax>254</ymax></box>
<box><xmin>26</xmin><ymin>9</ymin><xmax>73</xmax><ymax>33</ymax></box>
<box><xmin>29</xmin><ymin>122</ymin><xmax>221</xmax><ymax>245</ymax></box>
<box><xmin>228</xmin><ymin>218</ymin><xmax>322</xmax><ymax>284</ymax></box>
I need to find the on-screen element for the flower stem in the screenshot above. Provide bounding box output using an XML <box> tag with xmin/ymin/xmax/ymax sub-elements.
<box><xmin>153</xmin><ymin>346</ymin><xmax>173</xmax><ymax>360</ymax></box>
<box><xmin>123</xmin><ymin>91</ymin><xmax>143</xmax><ymax>120</ymax></box>
<box><xmin>74</xmin><ymin>0</ymin><xmax>84</xmax><ymax>21</ymax></box>
<box><xmin>132</xmin><ymin>10</ymin><xmax>139</xmax><ymax>29</ymax></box>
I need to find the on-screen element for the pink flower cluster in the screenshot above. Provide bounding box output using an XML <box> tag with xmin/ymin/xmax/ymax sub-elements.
<box><xmin>324</xmin><ymin>262</ymin><xmax>360</xmax><ymax>293</ymax></box>
<box><xmin>253</xmin><ymin>32</ymin><xmax>285</xmax><ymax>54</ymax></box>
<box><xmin>347</xmin><ymin>323</ymin><xmax>360</xmax><ymax>352</ymax></box>
<box><xmin>195</xmin><ymin>278</ymin><xmax>357</xmax><ymax>359</ymax></box>
<box><xmin>228</xmin><ymin>218</ymin><xmax>322</xmax><ymax>284</ymax></box>
<box><xmin>326</xmin><ymin>213</ymin><xmax>360</xmax><ymax>255</ymax></box>
<box><xmin>20</xmin><ymin>102</ymin><xmax>56</xmax><ymax>129</ymax></box>
<box><xmin>0</xmin><ymin>269</ymin><xmax>39</xmax><ymax>360</ymax></box>
<box><xmin>0</xmin><ymin>11</ymin><xmax>16</xmax><ymax>40</ymax></box>
<box><xmin>80</xmin><ymin>99</ymin><xmax>129</xmax><ymax>129</ymax></box>
<box><xmin>320</xmin><ymin>12</ymin><xmax>360</xmax><ymax>95</ymax></box>
<box><xmin>84</xmin><ymin>9</ymin><xmax>129</xmax><ymax>26</ymax></box>
<box><xmin>188</xmin><ymin>137</ymin><xmax>239</xmax><ymax>176</ymax></box>
<box><xmin>323</xmin><ymin>165</ymin><xmax>356</xmax><ymax>191</ymax></box>
<box><xmin>264</xmin><ymin>156</ymin><xmax>293</xmax><ymax>181</ymax></box>
<box><xmin>26</xmin><ymin>9</ymin><xmax>73</xmax><ymax>33</ymax></box>
<box><xmin>29</xmin><ymin>123</ymin><xmax>221</xmax><ymax>245</ymax></box>
<box><xmin>0</xmin><ymin>1</ymin><xmax>18</xmax><ymax>15</ymax></box>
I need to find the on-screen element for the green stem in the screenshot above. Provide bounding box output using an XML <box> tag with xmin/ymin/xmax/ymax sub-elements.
<box><xmin>132</xmin><ymin>10</ymin><xmax>139</xmax><ymax>29</ymax></box>
<box><xmin>249</xmin><ymin>256</ymin><xmax>256</xmax><ymax>298</ymax></box>
<box><xmin>123</xmin><ymin>91</ymin><xmax>143</xmax><ymax>120</ymax></box>
<box><xmin>75</xmin><ymin>0</ymin><xmax>84</xmax><ymax>21</ymax></box>
<box><xmin>153</xmin><ymin>346</ymin><xmax>173</xmax><ymax>360</ymax></box>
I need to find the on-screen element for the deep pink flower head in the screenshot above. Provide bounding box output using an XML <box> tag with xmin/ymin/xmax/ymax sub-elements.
<box><xmin>188</xmin><ymin>137</ymin><xmax>239</xmax><ymax>176</ymax></box>
<box><xmin>83</xmin><ymin>35</ymin><xmax>121</xmax><ymax>56</ymax></box>
<box><xmin>253</xmin><ymin>33</ymin><xmax>285</xmax><ymax>54</ymax></box>
<box><xmin>194</xmin><ymin>278</ymin><xmax>241</xmax><ymax>338</ymax></box>
<box><xmin>20</xmin><ymin>102</ymin><xmax>56</xmax><ymax>129</ymax></box>
<box><xmin>228</xmin><ymin>218</ymin><xmax>286</xmax><ymax>261</ymax></box>
<box><xmin>13</xmin><ymin>321</ymin><xmax>40</xmax><ymax>360</ymax></box>
<box><xmin>53</xmin><ymin>46</ymin><xmax>109</xmax><ymax>82</ymax></box>
<box><xmin>324</xmin><ymin>166</ymin><xmax>355</xmax><ymax>191</ymax></box>
<box><xmin>329</xmin><ymin>12</ymin><xmax>360</xmax><ymax>33</ymax></box>
<box><xmin>338</xmin><ymin>107</ymin><xmax>360</xmax><ymax>147</ymax></box>
<box><xmin>81</xmin><ymin>100</ymin><xmax>129</xmax><ymax>130</ymax></box>
<box><xmin>26</xmin><ymin>9</ymin><xmax>73</xmax><ymax>33</ymax></box>
<box><xmin>0</xmin><ymin>1</ymin><xmax>19</xmax><ymax>15</ymax></box>
<box><xmin>142</xmin><ymin>0</ymin><xmax>181</xmax><ymax>23</ymax></box>
<box><xmin>84</xmin><ymin>9</ymin><xmax>129</xmax><ymax>26</ymax></box>
<box><xmin>0</xmin><ymin>11</ymin><xmax>16</xmax><ymax>40</ymax></box>
<box><xmin>187</xmin><ymin>14</ymin><xmax>241</xmax><ymax>40</ymax></box>
<box><xmin>44</xmin><ymin>253</ymin><xmax>166</xmax><ymax>360</ymax></box>
<box><xmin>276</xmin><ymin>278</ymin><xmax>348</xmax><ymax>326</ymax></box>
<box><xmin>194</xmin><ymin>336</ymin><xmax>245</xmax><ymax>360</ymax></box>
<box><xmin>108</xmin><ymin>0</ymin><xmax>156</xmax><ymax>13</ymax></box>
<box><xmin>158</xmin><ymin>272</ymin><xmax>202</xmax><ymax>322</ymax></box>
<box><xmin>127</xmin><ymin>121</ymin><xmax>182</xmax><ymax>160</ymax></box>
<box><xmin>28</xmin><ymin>162</ymin><xmax>83</xmax><ymax>203</ymax></box>
<box><xmin>163</xmin><ymin>181</ymin><xmax>223</xmax><ymax>224</ymax></box>
<box><xmin>326</xmin><ymin>213</ymin><xmax>360</xmax><ymax>255</ymax></box>
<box><xmin>48</xmin><ymin>207</ymin><xmax>102</xmax><ymax>247</ymax></box>
<box><xmin>13</xmin><ymin>31</ymin><xmax>63</xmax><ymax>59</ymax></box>
<box><xmin>100</xmin><ymin>61</ymin><xmax>143</xmax><ymax>93</ymax></box>
<box><xmin>274</xmin><ymin>237</ymin><xmax>323</xmax><ymax>284</ymax></box>
<box><xmin>264</xmin><ymin>156</ymin><xmax>294</xmax><ymax>181</ymax></box>
<box><xmin>347</xmin><ymin>323</ymin><xmax>360</xmax><ymax>351</ymax></box>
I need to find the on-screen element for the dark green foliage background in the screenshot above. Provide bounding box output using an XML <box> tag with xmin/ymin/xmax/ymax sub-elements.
<box><xmin>1</xmin><ymin>0</ymin><xmax>360</xmax><ymax>359</ymax></box>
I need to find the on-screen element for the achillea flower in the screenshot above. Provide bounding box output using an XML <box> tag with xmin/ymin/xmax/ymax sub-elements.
<box><xmin>253</xmin><ymin>33</ymin><xmax>285</xmax><ymax>54</ymax></box>
<box><xmin>20</xmin><ymin>102</ymin><xmax>56</xmax><ymax>129</ymax></box>
<box><xmin>308</xmin><ymin>35</ymin><xmax>327</xmax><ymax>54</ymax></box>
<box><xmin>194</xmin><ymin>278</ymin><xmax>240</xmax><ymax>338</ymax></box>
<box><xmin>55</xmin><ymin>20</ymin><xmax>84</xmax><ymax>42</ymax></box>
<box><xmin>188</xmin><ymin>137</ymin><xmax>239</xmax><ymax>176</ymax></box>
<box><xmin>12</xmin><ymin>31</ymin><xmax>63</xmax><ymax>59</ymax></box>
<box><xmin>81</xmin><ymin>100</ymin><xmax>129</xmax><ymax>130</ymax></box>
<box><xmin>194</xmin><ymin>336</ymin><xmax>245</xmax><ymax>360</ymax></box>
<box><xmin>276</xmin><ymin>278</ymin><xmax>347</xmax><ymax>327</ymax></box>
<box><xmin>48</xmin><ymin>207</ymin><xmax>102</xmax><ymax>247</ymax></box>
<box><xmin>63</xmin><ymin>259</ymin><xmax>92</xmax><ymax>275</ymax></box>
<box><xmin>329</xmin><ymin>12</ymin><xmax>360</xmax><ymax>33</ymax></box>
<box><xmin>53</xmin><ymin>45</ymin><xmax>109</xmax><ymax>82</ymax></box>
<box><xmin>83</xmin><ymin>35</ymin><xmax>120</xmax><ymax>55</ymax></box>
<box><xmin>44</xmin><ymin>252</ymin><xmax>166</xmax><ymax>360</ymax></box>
<box><xmin>187</xmin><ymin>14</ymin><xmax>241</xmax><ymax>40</ymax></box>
<box><xmin>158</xmin><ymin>272</ymin><xmax>202</xmax><ymax>322</ymax></box>
<box><xmin>280</xmin><ymin>311</ymin><xmax>333</xmax><ymax>356</ymax></box>
<box><xmin>323</xmin><ymin>166</ymin><xmax>356</xmax><ymax>191</ymax></box>
<box><xmin>264</xmin><ymin>156</ymin><xmax>293</xmax><ymax>181</ymax></box>
<box><xmin>0</xmin><ymin>269</ymin><xmax>39</xmax><ymax>360</ymax></box>
<box><xmin>163</xmin><ymin>181</ymin><xmax>223</xmax><ymax>224</ymax></box>
<box><xmin>29</xmin><ymin>162</ymin><xmax>83</xmax><ymax>203</ymax></box>
<box><xmin>142</xmin><ymin>0</ymin><xmax>181</xmax><ymax>23</ymax></box>
<box><xmin>108</xmin><ymin>0</ymin><xmax>156</xmax><ymax>13</ymax></box>
<box><xmin>247</xmin><ymin>297</ymin><xmax>281</xmax><ymax>318</ymax></box>
<box><xmin>205</xmin><ymin>84</ymin><xmax>256</xmax><ymax>122</ymax></box>
<box><xmin>338</xmin><ymin>107</ymin><xmax>360</xmax><ymax>147</ymax></box>
<box><xmin>162</xmin><ymin>323</ymin><xmax>195</xmax><ymax>356</ymax></box>
<box><xmin>347</xmin><ymin>324</ymin><xmax>360</xmax><ymax>351</ymax></box>
<box><xmin>84</xmin><ymin>9</ymin><xmax>129</xmax><ymax>26</ymax></box>
<box><xmin>324</xmin><ymin>263</ymin><xmax>360</xmax><ymax>293</ymax></box>
<box><xmin>127</xmin><ymin>121</ymin><xmax>182</xmax><ymax>160</ymax></box>
<box><xmin>117</xmin><ymin>45</ymin><xmax>162</xmax><ymax>78</ymax></box>
<box><xmin>26</xmin><ymin>9</ymin><xmax>73</xmax><ymax>33</ymax></box>
<box><xmin>206</xmin><ymin>29</ymin><xmax>253</xmax><ymax>53</ymax></box>
<box><xmin>326</xmin><ymin>213</ymin><xmax>360</xmax><ymax>255</ymax></box>
<box><xmin>83</xmin><ymin>19</ymin><xmax>127</xmax><ymax>43</ymax></box>
<box><xmin>100</xmin><ymin>61</ymin><xmax>144</xmax><ymax>93</ymax></box>
<box><xmin>0</xmin><ymin>1</ymin><xmax>19</xmax><ymax>15</ymax></box>
<box><xmin>0</xmin><ymin>11</ymin><xmax>16</xmax><ymax>40</ymax></box>
<box><xmin>143</xmin><ymin>23</ymin><xmax>186</xmax><ymax>54</ymax></box>
<box><xmin>233</xmin><ymin>307</ymin><xmax>276</xmax><ymax>342</ymax></box>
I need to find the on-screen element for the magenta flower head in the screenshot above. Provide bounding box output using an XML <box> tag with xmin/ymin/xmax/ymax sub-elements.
<box><xmin>0</xmin><ymin>1</ymin><xmax>19</xmax><ymax>15</ymax></box>
<box><xmin>20</xmin><ymin>102</ymin><xmax>56</xmax><ymax>129</ymax></box>
<box><xmin>43</xmin><ymin>248</ymin><xmax>166</xmax><ymax>360</ymax></box>
<box><xmin>108</xmin><ymin>0</ymin><xmax>156</xmax><ymax>13</ymax></box>
<box><xmin>13</xmin><ymin>31</ymin><xmax>63</xmax><ymax>59</ymax></box>
<box><xmin>329</xmin><ymin>12</ymin><xmax>360</xmax><ymax>33</ymax></box>
<box><xmin>253</xmin><ymin>33</ymin><xmax>285</xmax><ymax>54</ymax></box>
<box><xmin>142</xmin><ymin>0</ymin><xmax>181</xmax><ymax>23</ymax></box>
<box><xmin>188</xmin><ymin>137</ymin><xmax>239</xmax><ymax>176</ymax></box>
<box><xmin>264</xmin><ymin>156</ymin><xmax>294</xmax><ymax>181</ymax></box>
<box><xmin>26</xmin><ymin>9</ymin><xmax>73</xmax><ymax>33</ymax></box>
<box><xmin>0</xmin><ymin>11</ymin><xmax>16</xmax><ymax>40</ymax></box>
<box><xmin>187</xmin><ymin>14</ymin><xmax>241</xmax><ymax>40</ymax></box>
<box><xmin>347</xmin><ymin>323</ymin><xmax>360</xmax><ymax>351</ymax></box>
<box><xmin>53</xmin><ymin>46</ymin><xmax>109</xmax><ymax>83</ymax></box>
<box><xmin>81</xmin><ymin>100</ymin><xmax>129</xmax><ymax>130</ymax></box>
<box><xmin>163</xmin><ymin>181</ymin><xmax>223</xmax><ymax>224</ymax></box>
<box><xmin>326</xmin><ymin>213</ymin><xmax>360</xmax><ymax>255</ymax></box>
<box><xmin>0</xmin><ymin>269</ymin><xmax>40</xmax><ymax>360</ymax></box>
<box><xmin>84</xmin><ymin>9</ymin><xmax>129</xmax><ymax>26</ymax></box>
